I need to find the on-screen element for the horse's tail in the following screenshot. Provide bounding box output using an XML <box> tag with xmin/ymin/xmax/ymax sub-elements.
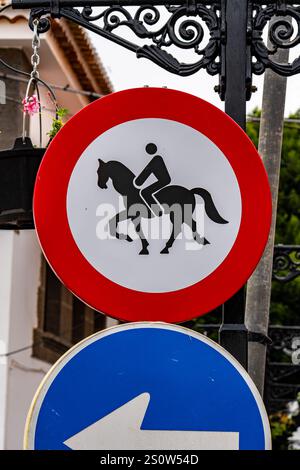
<box><xmin>192</xmin><ymin>188</ymin><xmax>228</xmax><ymax>224</ymax></box>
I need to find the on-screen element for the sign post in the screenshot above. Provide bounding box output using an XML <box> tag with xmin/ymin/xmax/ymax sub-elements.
<box><xmin>220</xmin><ymin>0</ymin><xmax>249</xmax><ymax>367</ymax></box>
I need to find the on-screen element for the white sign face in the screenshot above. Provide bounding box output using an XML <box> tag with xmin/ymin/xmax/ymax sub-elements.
<box><xmin>67</xmin><ymin>118</ymin><xmax>242</xmax><ymax>293</ymax></box>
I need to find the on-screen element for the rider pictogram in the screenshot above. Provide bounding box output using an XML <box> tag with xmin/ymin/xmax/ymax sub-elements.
<box><xmin>134</xmin><ymin>143</ymin><xmax>171</xmax><ymax>216</ymax></box>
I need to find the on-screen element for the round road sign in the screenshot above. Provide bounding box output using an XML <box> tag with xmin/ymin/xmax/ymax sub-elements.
<box><xmin>24</xmin><ymin>323</ymin><xmax>271</xmax><ymax>450</ymax></box>
<box><xmin>34</xmin><ymin>88</ymin><xmax>271</xmax><ymax>322</ymax></box>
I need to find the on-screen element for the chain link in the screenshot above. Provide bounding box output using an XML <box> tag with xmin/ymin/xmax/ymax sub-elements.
<box><xmin>31</xmin><ymin>19</ymin><xmax>40</xmax><ymax>79</ymax></box>
<box><xmin>22</xmin><ymin>18</ymin><xmax>42</xmax><ymax>144</ymax></box>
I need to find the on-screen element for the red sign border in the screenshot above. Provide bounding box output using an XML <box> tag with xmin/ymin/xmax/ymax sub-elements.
<box><xmin>34</xmin><ymin>88</ymin><xmax>272</xmax><ymax>323</ymax></box>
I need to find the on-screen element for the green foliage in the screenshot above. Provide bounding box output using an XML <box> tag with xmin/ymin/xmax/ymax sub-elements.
<box><xmin>47</xmin><ymin>107</ymin><xmax>69</xmax><ymax>140</ymax></box>
<box><xmin>248</xmin><ymin>111</ymin><xmax>300</xmax><ymax>451</ymax></box>
<box><xmin>269</xmin><ymin>412</ymin><xmax>297</xmax><ymax>450</ymax></box>
<box><xmin>247</xmin><ymin>107</ymin><xmax>261</xmax><ymax>147</ymax></box>
<box><xmin>246</xmin><ymin>108</ymin><xmax>300</xmax><ymax>326</ymax></box>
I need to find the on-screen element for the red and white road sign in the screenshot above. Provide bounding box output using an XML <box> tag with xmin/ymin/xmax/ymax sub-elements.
<box><xmin>34</xmin><ymin>88</ymin><xmax>271</xmax><ymax>323</ymax></box>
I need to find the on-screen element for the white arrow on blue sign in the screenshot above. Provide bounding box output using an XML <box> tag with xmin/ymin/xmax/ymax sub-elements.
<box><xmin>24</xmin><ymin>323</ymin><xmax>271</xmax><ymax>450</ymax></box>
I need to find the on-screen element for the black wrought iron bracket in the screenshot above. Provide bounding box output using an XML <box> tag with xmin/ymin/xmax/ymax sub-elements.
<box><xmin>248</xmin><ymin>331</ymin><xmax>272</xmax><ymax>345</ymax></box>
<box><xmin>11</xmin><ymin>0</ymin><xmax>300</xmax><ymax>101</ymax></box>
<box><xmin>265</xmin><ymin>325</ymin><xmax>300</xmax><ymax>412</ymax></box>
<box><xmin>273</xmin><ymin>245</ymin><xmax>300</xmax><ymax>282</ymax></box>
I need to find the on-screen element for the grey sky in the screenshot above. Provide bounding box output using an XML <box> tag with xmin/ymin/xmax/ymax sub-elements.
<box><xmin>90</xmin><ymin>33</ymin><xmax>300</xmax><ymax>117</ymax></box>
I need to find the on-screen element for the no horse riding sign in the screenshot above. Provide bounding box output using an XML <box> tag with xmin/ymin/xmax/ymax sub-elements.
<box><xmin>34</xmin><ymin>88</ymin><xmax>271</xmax><ymax>323</ymax></box>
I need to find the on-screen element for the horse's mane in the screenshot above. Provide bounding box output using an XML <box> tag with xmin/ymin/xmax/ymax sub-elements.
<box><xmin>106</xmin><ymin>160</ymin><xmax>135</xmax><ymax>179</ymax></box>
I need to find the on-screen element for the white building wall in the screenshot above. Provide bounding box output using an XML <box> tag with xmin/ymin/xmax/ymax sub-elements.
<box><xmin>0</xmin><ymin>230</ymin><xmax>50</xmax><ymax>449</ymax></box>
<box><xmin>0</xmin><ymin>231</ymin><xmax>14</xmax><ymax>449</ymax></box>
<box><xmin>0</xmin><ymin>74</ymin><xmax>55</xmax><ymax>448</ymax></box>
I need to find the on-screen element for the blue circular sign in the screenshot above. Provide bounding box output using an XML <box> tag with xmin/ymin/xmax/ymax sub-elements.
<box><xmin>25</xmin><ymin>323</ymin><xmax>271</xmax><ymax>450</ymax></box>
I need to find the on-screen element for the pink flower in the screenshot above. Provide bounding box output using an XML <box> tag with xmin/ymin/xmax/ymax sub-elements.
<box><xmin>22</xmin><ymin>95</ymin><xmax>40</xmax><ymax>116</ymax></box>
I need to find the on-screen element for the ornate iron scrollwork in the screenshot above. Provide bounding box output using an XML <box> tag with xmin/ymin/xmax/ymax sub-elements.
<box><xmin>29</xmin><ymin>2</ymin><xmax>223</xmax><ymax>77</ymax></box>
<box><xmin>273</xmin><ymin>245</ymin><xmax>300</xmax><ymax>282</ymax></box>
<box><xmin>25</xmin><ymin>1</ymin><xmax>300</xmax><ymax>99</ymax></box>
<box><xmin>265</xmin><ymin>326</ymin><xmax>300</xmax><ymax>413</ymax></box>
<box><xmin>251</xmin><ymin>1</ymin><xmax>300</xmax><ymax>76</ymax></box>
<box><xmin>11</xmin><ymin>0</ymin><xmax>300</xmax><ymax>100</ymax></box>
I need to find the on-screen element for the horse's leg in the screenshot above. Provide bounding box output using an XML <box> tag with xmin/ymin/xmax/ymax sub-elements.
<box><xmin>131</xmin><ymin>216</ymin><xmax>149</xmax><ymax>255</ymax></box>
<box><xmin>109</xmin><ymin>211</ymin><xmax>133</xmax><ymax>242</ymax></box>
<box><xmin>190</xmin><ymin>218</ymin><xmax>210</xmax><ymax>245</ymax></box>
<box><xmin>161</xmin><ymin>212</ymin><xmax>182</xmax><ymax>254</ymax></box>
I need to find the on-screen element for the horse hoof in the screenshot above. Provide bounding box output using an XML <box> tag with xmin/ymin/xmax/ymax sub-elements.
<box><xmin>160</xmin><ymin>247</ymin><xmax>169</xmax><ymax>254</ymax></box>
<box><xmin>204</xmin><ymin>238</ymin><xmax>210</xmax><ymax>245</ymax></box>
<box><xmin>126</xmin><ymin>236</ymin><xmax>133</xmax><ymax>242</ymax></box>
<box><xmin>139</xmin><ymin>248</ymin><xmax>149</xmax><ymax>255</ymax></box>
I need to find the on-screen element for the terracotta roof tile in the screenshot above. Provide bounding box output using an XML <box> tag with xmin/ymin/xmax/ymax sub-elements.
<box><xmin>51</xmin><ymin>18</ymin><xmax>113</xmax><ymax>98</ymax></box>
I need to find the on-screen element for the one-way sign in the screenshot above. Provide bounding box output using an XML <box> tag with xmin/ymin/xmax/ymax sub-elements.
<box><xmin>24</xmin><ymin>323</ymin><xmax>271</xmax><ymax>450</ymax></box>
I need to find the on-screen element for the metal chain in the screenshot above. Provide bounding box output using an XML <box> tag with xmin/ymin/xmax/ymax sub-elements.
<box><xmin>31</xmin><ymin>19</ymin><xmax>40</xmax><ymax>80</ymax></box>
<box><xmin>22</xmin><ymin>18</ymin><xmax>42</xmax><ymax>146</ymax></box>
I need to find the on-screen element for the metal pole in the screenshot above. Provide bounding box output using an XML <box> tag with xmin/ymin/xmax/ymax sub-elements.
<box><xmin>245</xmin><ymin>32</ymin><xmax>289</xmax><ymax>395</ymax></box>
<box><xmin>219</xmin><ymin>0</ymin><xmax>248</xmax><ymax>369</ymax></box>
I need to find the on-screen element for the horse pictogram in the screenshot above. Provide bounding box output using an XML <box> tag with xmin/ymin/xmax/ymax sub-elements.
<box><xmin>97</xmin><ymin>143</ymin><xmax>228</xmax><ymax>255</ymax></box>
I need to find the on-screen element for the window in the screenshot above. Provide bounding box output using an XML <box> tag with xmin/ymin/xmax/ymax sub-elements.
<box><xmin>34</xmin><ymin>256</ymin><xmax>112</xmax><ymax>364</ymax></box>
